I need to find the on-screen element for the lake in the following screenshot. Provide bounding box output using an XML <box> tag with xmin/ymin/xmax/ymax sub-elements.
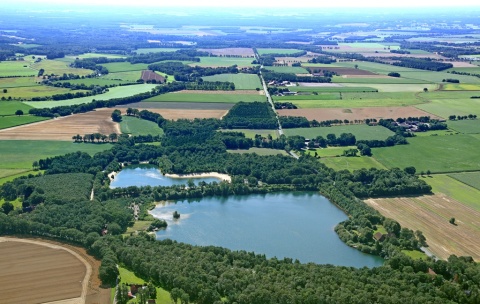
<box><xmin>151</xmin><ymin>192</ymin><xmax>384</xmax><ymax>268</ymax></box>
<box><xmin>109</xmin><ymin>165</ymin><xmax>222</xmax><ymax>188</ymax></box>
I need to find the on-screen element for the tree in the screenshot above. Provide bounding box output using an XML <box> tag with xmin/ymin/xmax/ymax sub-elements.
<box><xmin>449</xmin><ymin>217</ymin><xmax>456</xmax><ymax>225</ymax></box>
<box><xmin>423</xmin><ymin>87</ymin><xmax>428</xmax><ymax>92</ymax></box>
<box><xmin>1</xmin><ymin>201</ymin><xmax>14</xmax><ymax>215</ymax></box>
<box><xmin>116</xmin><ymin>283</ymin><xmax>129</xmax><ymax>304</ymax></box>
<box><xmin>109</xmin><ymin>133</ymin><xmax>118</xmax><ymax>142</ymax></box>
<box><xmin>2</xmin><ymin>89</ymin><xmax>7</xmax><ymax>94</ymax></box>
<box><xmin>426</xmin><ymin>170</ymin><xmax>431</xmax><ymax>176</ymax></box>
<box><xmin>173</xmin><ymin>210</ymin><xmax>181</xmax><ymax>219</ymax></box>
<box><xmin>15</xmin><ymin>110</ymin><xmax>23</xmax><ymax>116</ymax></box>
<box><xmin>404</xmin><ymin>166</ymin><xmax>416</xmax><ymax>175</ymax></box>
<box><xmin>111</xmin><ymin>109</ymin><xmax>122</xmax><ymax>122</ymax></box>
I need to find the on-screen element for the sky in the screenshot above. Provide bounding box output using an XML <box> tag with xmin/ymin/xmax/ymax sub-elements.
<box><xmin>10</xmin><ymin>0</ymin><xmax>480</xmax><ymax>8</ymax></box>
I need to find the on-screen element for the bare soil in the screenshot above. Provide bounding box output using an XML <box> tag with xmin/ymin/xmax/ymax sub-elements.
<box><xmin>117</xmin><ymin>108</ymin><xmax>228</xmax><ymax>120</ymax></box>
<box><xmin>365</xmin><ymin>194</ymin><xmax>480</xmax><ymax>260</ymax></box>
<box><xmin>277</xmin><ymin>106</ymin><xmax>438</xmax><ymax>121</ymax></box>
<box><xmin>141</xmin><ymin>70</ymin><xmax>165</xmax><ymax>83</ymax></box>
<box><xmin>0</xmin><ymin>109</ymin><xmax>119</xmax><ymax>140</ymax></box>
<box><xmin>449</xmin><ymin>61</ymin><xmax>479</xmax><ymax>67</ymax></box>
<box><xmin>198</xmin><ymin>48</ymin><xmax>254</xmax><ymax>57</ymax></box>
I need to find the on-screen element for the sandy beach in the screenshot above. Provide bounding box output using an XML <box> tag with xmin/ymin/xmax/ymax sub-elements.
<box><xmin>165</xmin><ymin>172</ymin><xmax>232</xmax><ymax>182</ymax></box>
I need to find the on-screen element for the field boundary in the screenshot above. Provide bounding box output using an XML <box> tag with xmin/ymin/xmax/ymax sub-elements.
<box><xmin>0</xmin><ymin>237</ymin><xmax>92</xmax><ymax>304</ymax></box>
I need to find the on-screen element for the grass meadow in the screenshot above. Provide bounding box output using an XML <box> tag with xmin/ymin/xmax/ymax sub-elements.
<box><xmin>201</xmin><ymin>74</ymin><xmax>262</xmax><ymax>90</ymax></box>
<box><xmin>101</xmin><ymin>62</ymin><xmax>149</xmax><ymax>73</ymax></box>
<box><xmin>341</xmin><ymin>83</ymin><xmax>437</xmax><ymax>92</ymax></box>
<box><xmin>415</xmin><ymin>99</ymin><xmax>480</xmax><ymax>119</ymax></box>
<box><xmin>145</xmin><ymin>93</ymin><xmax>264</xmax><ymax>103</ymax></box>
<box><xmin>257</xmin><ymin>48</ymin><xmax>303</xmax><ymax>55</ymax></box>
<box><xmin>372</xmin><ymin>135</ymin><xmax>480</xmax><ymax>173</ymax></box>
<box><xmin>284</xmin><ymin>125</ymin><xmax>394</xmax><ymax>140</ymax></box>
<box><xmin>0</xmin><ymin>77</ymin><xmax>39</xmax><ymax>88</ymax></box>
<box><xmin>319</xmin><ymin>156</ymin><xmax>387</xmax><ymax>171</ymax></box>
<box><xmin>274</xmin><ymin>93</ymin><xmax>341</xmax><ymax>101</ymax></box>
<box><xmin>31</xmin><ymin>59</ymin><xmax>92</xmax><ymax>76</ymax></box>
<box><xmin>447</xmin><ymin>120</ymin><xmax>480</xmax><ymax>134</ymax></box>
<box><xmin>2</xmin><ymin>86</ymin><xmax>81</xmax><ymax>100</ymax></box>
<box><xmin>118</xmin><ymin>266</ymin><xmax>173</xmax><ymax>304</ymax></box>
<box><xmin>0</xmin><ymin>115</ymin><xmax>49</xmax><ymax>129</ymax></box>
<box><xmin>265</xmin><ymin>66</ymin><xmax>310</xmax><ymax>74</ymax></box>
<box><xmin>135</xmin><ymin>48</ymin><xmax>180</xmax><ymax>54</ymax></box>
<box><xmin>219</xmin><ymin>129</ymin><xmax>279</xmax><ymax>139</ymax></box>
<box><xmin>192</xmin><ymin>57</ymin><xmax>257</xmax><ymax>67</ymax></box>
<box><xmin>291</xmin><ymin>86</ymin><xmax>378</xmax><ymax>93</ymax></box>
<box><xmin>120</xmin><ymin>116</ymin><xmax>164</xmax><ymax>136</ymax></box>
<box><xmin>305</xmin><ymin>146</ymin><xmax>357</xmax><ymax>157</ymax></box>
<box><xmin>56</xmin><ymin>78</ymin><xmax>133</xmax><ymax>86</ymax></box>
<box><xmin>284</xmin><ymin>97</ymin><xmax>424</xmax><ymax>108</ymax></box>
<box><xmin>448</xmin><ymin>172</ymin><xmax>480</xmax><ymax>191</ymax></box>
<box><xmin>332</xmin><ymin>76</ymin><xmax>429</xmax><ymax>84</ymax></box>
<box><xmin>442</xmin><ymin>83</ymin><xmax>480</xmax><ymax>90</ymax></box>
<box><xmin>0</xmin><ymin>101</ymin><xmax>33</xmax><ymax>115</ymax></box>
<box><xmin>0</xmin><ymin>61</ymin><xmax>37</xmax><ymax>77</ymax></box>
<box><xmin>0</xmin><ymin>140</ymin><xmax>112</xmax><ymax>169</ymax></box>
<box><xmin>102</xmin><ymin>71</ymin><xmax>142</xmax><ymax>82</ymax></box>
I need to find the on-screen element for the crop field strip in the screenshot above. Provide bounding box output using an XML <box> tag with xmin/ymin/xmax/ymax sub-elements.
<box><xmin>144</xmin><ymin>92</ymin><xmax>264</xmax><ymax>103</ymax></box>
<box><xmin>425</xmin><ymin>175</ymin><xmax>480</xmax><ymax>211</ymax></box>
<box><xmin>120</xmin><ymin>116</ymin><xmax>164</xmax><ymax>136</ymax></box>
<box><xmin>365</xmin><ymin>195</ymin><xmax>480</xmax><ymax>261</ymax></box>
<box><xmin>283</xmin><ymin>125</ymin><xmax>394</xmax><ymax>141</ymax></box>
<box><xmin>448</xmin><ymin>172</ymin><xmax>480</xmax><ymax>191</ymax></box>
<box><xmin>319</xmin><ymin>156</ymin><xmax>387</xmax><ymax>171</ymax></box>
<box><xmin>191</xmin><ymin>57</ymin><xmax>258</xmax><ymax>67</ymax></box>
<box><xmin>201</xmin><ymin>73</ymin><xmax>262</xmax><ymax>90</ymax></box>
<box><xmin>0</xmin><ymin>115</ymin><xmax>50</xmax><ymax>129</ymax></box>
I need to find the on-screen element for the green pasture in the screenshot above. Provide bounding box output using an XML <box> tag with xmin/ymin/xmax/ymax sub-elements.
<box><xmin>419</xmin><ymin>90</ymin><xmax>480</xmax><ymax>99</ymax></box>
<box><xmin>192</xmin><ymin>57</ymin><xmax>257</xmax><ymax>67</ymax></box>
<box><xmin>155</xmin><ymin>72</ymin><xmax>174</xmax><ymax>83</ymax></box>
<box><xmin>201</xmin><ymin>74</ymin><xmax>262</xmax><ymax>90</ymax></box>
<box><xmin>0</xmin><ymin>77</ymin><xmax>39</xmax><ymax>88</ymax></box>
<box><xmin>274</xmin><ymin>93</ymin><xmax>340</xmax><ymax>101</ymax></box>
<box><xmin>285</xmin><ymin>97</ymin><xmax>424</xmax><ymax>108</ymax></box>
<box><xmin>319</xmin><ymin>156</ymin><xmax>387</xmax><ymax>171</ymax></box>
<box><xmin>399</xmin><ymin>71</ymin><xmax>480</xmax><ymax>84</ymax></box>
<box><xmin>0</xmin><ymin>101</ymin><xmax>33</xmax><ymax>115</ymax></box>
<box><xmin>101</xmin><ymin>62</ymin><xmax>149</xmax><ymax>73</ymax></box>
<box><xmin>448</xmin><ymin>172</ymin><xmax>480</xmax><ymax>191</ymax></box>
<box><xmin>425</xmin><ymin>174</ymin><xmax>480</xmax><ymax>212</ymax></box>
<box><xmin>102</xmin><ymin>71</ymin><xmax>142</xmax><ymax>82</ymax></box>
<box><xmin>145</xmin><ymin>92</ymin><xmax>263</xmax><ymax>103</ymax></box>
<box><xmin>284</xmin><ymin>125</ymin><xmax>394</xmax><ymax>141</ymax></box>
<box><xmin>336</xmin><ymin>61</ymin><xmax>419</xmax><ymax>73</ymax></box>
<box><xmin>14</xmin><ymin>43</ymin><xmax>41</xmax><ymax>49</ymax></box>
<box><xmin>25</xmin><ymin>84</ymin><xmax>157</xmax><ymax>108</ymax></box>
<box><xmin>135</xmin><ymin>48</ymin><xmax>180</xmax><ymax>54</ymax></box>
<box><xmin>414</xmin><ymin>130</ymin><xmax>458</xmax><ymax>137</ymax></box>
<box><xmin>305</xmin><ymin>146</ymin><xmax>357</xmax><ymax>157</ymax></box>
<box><xmin>332</xmin><ymin>76</ymin><xmax>429</xmax><ymax>84</ymax></box>
<box><xmin>447</xmin><ymin>67</ymin><xmax>480</xmax><ymax>74</ymax></box>
<box><xmin>265</xmin><ymin>66</ymin><xmax>310</xmax><ymax>74</ymax></box>
<box><xmin>257</xmin><ymin>48</ymin><xmax>303</xmax><ymax>55</ymax></box>
<box><xmin>372</xmin><ymin>135</ymin><xmax>480</xmax><ymax>173</ymax></box>
<box><xmin>227</xmin><ymin>148</ymin><xmax>288</xmax><ymax>156</ymax></box>
<box><xmin>120</xmin><ymin>116</ymin><xmax>164</xmax><ymax>136</ymax></box>
<box><xmin>3</xmin><ymin>86</ymin><xmax>81</xmax><ymax>100</ymax></box>
<box><xmin>442</xmin><ymin>83</ymin><xmax>480</xmax><ymax>90</ymax></box>
<box><xmin>0</xmin><ymin>140</ymin><xmax>112</xmax><ymax>169</ymax></box>
<box><xmin>0</xmin><ymin>61</ymin><xmax>37</xmax><ymax>77</ymax></box>
<box><xmin>447</xmin><ymin>120</ymin><xmax>480</xmax><ymax>134</ymax></box>
<box><xmin>341</xmin><ymin>83</ymin><xmax>437</xmax><ymax>92</ymax></box>
<box><xmin>415</xmin><ymin>99</ymin><xmax>480</xmax><ymax>119</ymax></box>
<box><xmin>342</xmin><ymin>91</ymin><xmax>417</xmax><ymax>100</ymax></box>
<box><xmin>302</xmin><ymin>63</ymin><xmax>342</xmax><ymax>67</ymax></box>
<box><xmin>291</xmin><ymin>86</ymin><xmax>377</xmax><ymax>93</ymax></box>
<box><xmin>0</xmin><ymin>115</ymin><xmax>49</xmax><ymax>129</ymax></box>
<box><xmin>402</xmin><ymin>250</ymin><xmax>429</xmax><ymax>260</ymax></box>
<box><xmin>31</xmin><ymin>60</ymin><xmax>91</xmax><ymax>76</ymax></box>
<box><xmin>219</xmin><ymin>129</ymin><xmax>279</xmax><ymax>139</ymax></box>
<box><xmin>56</xmin><ymin>78</ymin><xmax>133</xmax><ymax>86</ymax></box>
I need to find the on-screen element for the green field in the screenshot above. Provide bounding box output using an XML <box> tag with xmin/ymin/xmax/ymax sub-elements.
<box><xmin>25</xmin><ymin>84</ymin><xmax>157</xmax><ymax>108</ymax></box>
<box><xmin>135</xmin><ymin>48</ymin><xmax>180</xmax><ymax>54</ymax></box>
<box><xmin>57</xmin><ymin>78</ymin><xmax>133</xmax><ymax>86</ymax></box>
<box><xmin>399</xmin><ymin>71</ymin><xmax>480</xmax><ymax>84</ymax></box>
<box><xmin>265</xmin><ymin>66</ymin><xmax>310</xmax><ymax>74</ymax></box>
<box><xmin>0</xmin><ymin>115</ymin><xmax>49</xmax><ymax>129</ymax></box>
<box><xmin>447</xmin><ymin>67</ymin><xmax>480</xmax><ymax>74</ymax></box>
<box><xmin>201</xmin><ymin>74</ymin><xmax>262</xmax><ymax>90</ymax></box>
<box><xmin>338</xmin><ymin>43</ymin><xmax>400</xmax><ymax>50</ymax></box>
<box><xmin>0</xmin><ymin>61</ymin><xmax>37</xmax><ymax>77</ymax></box>
<box><xmin>145</xmin><ymin>92</ymin><xmax>264</xmax><ymax>103</ymax></box>
<box><xmin>74</xmin><ymin>53</ymin><xmax>128</xmax><ymax>59</ymax></box>
<box><xmin>319</xmin><ymin>156</ymin><xmax>387</xmax><ymax>171</ymax></box>
<box><xmin>333</xmin><ymin>76</ymin><xmax>429</xmax><ymax>84</ymax></box>
<box><xmin>120</xmin><ymin>116</ymin><xmax>164</xmax><ymax>136</ymax></box>
<box><xmin>372</xmin><ymin>135</ymin><xmax>480</xmax><ymax>173</ymax></box>
<box><xmin>274</xmin><ymin>93</ymin><xmax>340</xmax><ymax>101</ymax></box>
<box><xmin>284</xmin><ymin>97</ymin><xmax>424</xmax><ymax>108</ymax></box>
<box><xmin>447</xmin><ymin>120</ymin><xmax>480</xmax><ymax>134</ymax></box>
<box><xmin>228</xmin><ymin>148</ymin><xmax>288</xmax><ymax>156</ymax></box>
<box><xmin>425</xmin><ymin>174</ymin><xmax>480</xmax><ymax>212</ymax></box>
<box><xmin>31</xmin><ymin>59</ymin><xmax>92</xmax><ymax>76</ymax></box>
<box><xmin>284</xmin><ymin>125</ymin><xmax>394</xmax><ymax>140</ymax></box>
<box><xmin>415</xmin><ymin>99</ymin><xmax>480</xmax><ymax>119</ymax></box>
<box><xmin>0</xmin><ymin>140</ymin><xmax>112</xmax><ymax>169</ymax></box>
<box><xmin>0</xmin><ymin>101</ymin><xmax>33</xmax><ymax>115</ymax></box>
<box><xmin>448</xmin><ymin>172</ymin><xmax>480</xmax><ymax>191</ymax></box>
<box><xmin>402</xmin><ymin>250</ymin><xmax>429</xmax><ymax>260</ymax></box>
<box><xmin>305</xmin><ymin>146</ymin><xmax>357</xmax><ymax>157</ymax></box>
<box><xmin>192</xmin><ymin>57</ymin><xmax>257</xmax><ymax>67</ymax></box>
<box><xmin>102</xmin><ymin>71</ymin><xmax>142</xmax><ymax>82</ymax></box>
<box><xmin>2</xmin><ymin>86</ymin><xmax>80</xmax><ymax>100</ymax></box>
<box><xmin>219</xmin><ymin>129</ymin><xmax>279</xmax><ymax>139</ymax></box>
<box><xmin>341</xmin><ymin>83</ymin><xmax>437</xmax><ymax>92</ymax></box>
<box><xmin>101</xmin><ymin>62</ymin><xmax>149</xmax><ymax>73</ymax></box>
<box><xmin>0</xmin><ymin>77</ymin><xmax>39</xmax><ymax>88</ymax></box>
<box><xmin>289</xmin><ymin>86</ymin><xmax>377</xmax><ymax>93</ymax></box>
<box><xmin>257</xmin><ymin>48</ymin><xmax>303</xmax><ymax>55</ymax></box>
<box><xmin>442</xmin><ymin>83</ymin><xmax>480</xmax><ymax>90</ymax></box>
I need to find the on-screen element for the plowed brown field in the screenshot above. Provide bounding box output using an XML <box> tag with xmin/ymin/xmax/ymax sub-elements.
<box><xmin>365</xmin><ymin>194</ymin><xmax>480</xmax><ymax>260</ymax></box>
<box><xmin>277</xmin><ymin>106</ymin><xmax>438</xmax><ymax>121</ymax></box>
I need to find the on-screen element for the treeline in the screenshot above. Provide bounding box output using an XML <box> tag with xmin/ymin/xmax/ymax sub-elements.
<box><xmin>391</xmin><ymin>58</ymin><xmax>453</xmax><ymax>71</ymax></box>
<box><xmin>307</xmin><ymin>56</ymin><xmax>336</xmax><ymax>64</ymax></box>
<box><xmin>127</xmin><ymin>50</ymin><xmax>208</xmax><ymax>64</ymax></box>
<box><xmin>263</xmin><ymin>70</ymin><xmax>331</xmax><ymax>83</ymax></box>
<box><xmin>148</xmin><ymin>62</ymin><xmax>238</xmax><ymax>81</ymax></box>
<box><xmin>72</xmin><ymin>58</ymin><xmax>110</xmax><ymax>75</ymax></box>
<box><xmin>221</xmin><ymin>102</ymin><xmax>278</xmax><ymax>129</ymax></box>
<box><xmin>448</xmin><ymin>114</ymin><xmax>477</xmax><ymax>120</ymax></box>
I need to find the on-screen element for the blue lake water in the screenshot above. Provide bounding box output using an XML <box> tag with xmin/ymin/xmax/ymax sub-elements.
<box><xmin>151</xmin><ymin>192</ymin><xmax>384</xmax><ymax>268</ymax></box>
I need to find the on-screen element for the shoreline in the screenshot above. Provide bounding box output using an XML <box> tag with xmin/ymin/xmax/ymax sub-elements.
<box><xmin>165</xmin><ymin>172</ymin><xmax>232</xmax><ymax>182</ymax></box>
<box><xmin>108</xmin><ymin>171</ymin><xmax>118</xmax><ymax>181</ymax></box>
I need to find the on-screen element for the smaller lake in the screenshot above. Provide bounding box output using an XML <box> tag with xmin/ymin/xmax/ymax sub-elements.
<box><xmin>151</xmin><ymin>192</ymin><xmax>384</xmax><ymax>268</ymax></box>
<box><xmin>109</xmin><ymin>165</ymin><xmax>222</xmax><ymax>188</ymax></box>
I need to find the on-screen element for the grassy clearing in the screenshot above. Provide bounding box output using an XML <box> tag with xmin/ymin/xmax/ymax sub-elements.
<box><xmin>102</xmin><ymin>71</ymin><xmax>142</xmax><ymax>82</ymax></box>
<box><xmin>372</xmin><ymin>135</ymin><xmax>480</xmax><ymax>173</ymax></box>
<box><xmin>120</xmin><ymin>116</ymin><xmax>164</xmax><ymax>136</ymax></box>
<box><xmin>3</xmin><ymin>86</ymin><xmax>82</xmax><ymax>100</ymax></box>
<box><xmin>145</xmin><ymin>93</ymin><xmax>264</xmax><ymax>103</ymax></box>
<box><xmin>0</xmin><ymin>140</ymin><xmax>112</xmax><ymax>169</ymax></box>
<box><xmin>338</xmin><ymin>42</ymin><xmax>400</xmax><ymax>50</ymax></box>
<box><xmin>201</xmin><ymin>74</ymin><xmax>262</xmax><ymax>90</ymax></box>
<box><xmin>219</xmin><ymin>129</ymin><xmax>279</xmax><ymax>139</ymax></box>
<box><xmin>265</xmin><ymin>66</ymin><xmax>310</xmax><ymax>74</ymax></box>
<box><xmin>442</xmin><ymin>83</ymin><xmax>480</xmax><ymax>90</ymax></box>
<box><xmin>56</xmin><ymin>78</ymin><xmax>133</xmax><ymax>86</ymax></box>
<box><xmin>25</xmin><ymin>84</ymin><xmax>157</xmax><ymax>108</ymax></box>
<box><xmin>424</xmin><ymin>174</ymin><xmax>480</xmax><ymax>212</ymax></box>
<box><xmin>447</xmin><ymin>120</ymin><xmax>480</xmax><ymax>134</ymax></box>
<box><xmin>125</xmin><ymin>220</ymin><xmax>152</xmax><ymax>234</ymax></box>
<box><xmin>257</xmin><ymin>48</ymin><xmax>302</xmax><ymax>55</ymax></box>
<box><xmin>283</xmin><ymin>125</ymin><xmax>394</xmax><ymax>140</ymax></box>
<box><xmin>0</xmin><ymin>61</ymin><xmax>37</xmax><ymax>77</ymax></box>
<box><xmin>319</xmin><ymin>156</ymin><xmax>387</xmax><ymax>171</ymax></box>
<box><xmin>227</xmin><ymin>148</ymin><xmax>288</xmax><ymax>156</ymax></box>
<box><xmin>0</xmin><ymin>77</ymin><xmax>39</xmax><ymax>88</ymax></box>
<box><xmin>305</xmin><ymin>146</ymin><xmax>357</xmax><ymax>157</ymax></box>
<box><xmin>192</xmin><ymin>57</ymin><xmax>257</xmax><ymax>67</ymax></box>
<box><xmin>0</xmin><ymin>115</ymin><xmax>49</xmax><ymax>129</ymax></box>
<box><xmin>401</xmin><ymin>250</ymin><xmax>429</xmax><ymax>260</ymax></box>
<box><xmin>0</xmin><ymin>101</ymin><xmax>33</xmax><ymax>115</ymax></box>
<box><xmin>135</xmin><ymin>48</ymin><xmax>180</xmax><ymax>54</ymax></box>
<box><xmin>31</xmin><ymin>59</ymin><xmax>91</xmax><ymax>76</ymax></box>
<box><xmin>101</xmin><ymin>62</ymin><xmax>149</xmax><ymax>73</ymax></box>
<box><xmin>448</xmin><ymin>172</ymin><xmax>480</xmax><ymax>191</ymax></box>
<box><xmin>341</xmin><ymin>83</ymin><xmax>437</xmax><ymax>92</ymax></box>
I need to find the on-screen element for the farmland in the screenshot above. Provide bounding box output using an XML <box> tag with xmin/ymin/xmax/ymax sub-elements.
<box><xmin>372</xmin><ymin>135</ymin><xmax>480</xmax><ymax>173</ymax></box>
<box><xmin>0</xmin><ymin>101</ymin><xmax>33</xmax><ymax>115</ymax></box>
<box><xmin>101</xmin><ymin>62</ymin><xmax>149</xmax><ymax>73</ymax></box>
<box><xmin>219</xmin><ymin>128</ymin><xmax>279</xmax><ymax>139</ymax></box>
<box><xmin>191</xmin><ymin>57</ymin><xmax>257</xmax><ymax>67</ymax></box>
<box><xmin>447</xmin><ymin>120</ymin><xmax>480</xmax><ymax>134</ymax></box>
<box><xmin>144</xmin><ymin>92</ymin><xmax>263</xmax><ymax>103</ymax></box>
<box><xmin>0</xmin><ymin>61</ymin><xmax>37</xmax><ymax>77</ymax></box>
<box><xmin>365</xmin><ymin>195</ymin><xmax>480</xmax><ymax>260</ymax></box>
<box><xmin>257</xmin><ymin>48</ymin><xmax>302</xmax><ymax>55</ymax></box>
<box><xmin>201</xmin><ymin>73</ymin><xmax>262</xmax><ymax>90</ymax></box>
<box><xmin>103</xmin><ymin>71</ymin><xmax>142</xmax><ymax>82</ymax></box>
<box><xmin>448</xmin><ymin>172</ymin><xmax>480</xmax><ymax>191</ymax></box>
<box><xmin>283</xmin><ymin>125</ymin><xmax>394</xmax><ymax>141</ymax></box>
<box><xmin>31</xmin><ymin>59</ymin><xmax>92</xmax><ymax>76</ymax></box>
<box><xmin>0</xmin><ymin>76</ymin><xmax>39</xmax><ymax>88</ymax></box>
<box><xmin>120</xmin><ymin>116</ymin><xmax>164</xmax><ymax>136</ymax></box>
<box><xmin>198</xmin><ymin>48</ymin><xmax>255</xmax><ymax>56</ymax></box>
<box><xmin>319</xmin><ymin>156</ymin><xmax>387</xmax><ymax>171</ymax></box>
<box><xmin>135</xmin><ymin>48</ymin><xmax>180</xmax><ymax>54</ymax></box>
<box><xmin>266</xmin><ymin>66</ymin><xmax>310</xmax><ymax>74</ymax></box>
<box><xmin>0</xmin><ymin>115</ymin><xmax>49</xmax><ymax>129</ymax></box>
<box><xmin>3</xmin><ymin>85</ymin><xmax>81</xmax><ymax>100</ymax></box>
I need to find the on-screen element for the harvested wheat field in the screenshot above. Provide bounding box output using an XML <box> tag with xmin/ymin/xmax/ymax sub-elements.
<box><xmin>365</xmin><ymin>194</ymin><xmax>480</xmax><ymax>260</ymax></box>
<box><xmin>0</xmin><ymin>109</ymin><xmax>119</xmax><ymax>140</ymax></box>
<box><xmin>0</xmin><ymin>238</ymin><xmax>90</xmax><ymax>304</ymax></box>
<box><xmin>277</xmin><ymin>106</ymin><xmax>438</xmax><ymax>121</ymax></box>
